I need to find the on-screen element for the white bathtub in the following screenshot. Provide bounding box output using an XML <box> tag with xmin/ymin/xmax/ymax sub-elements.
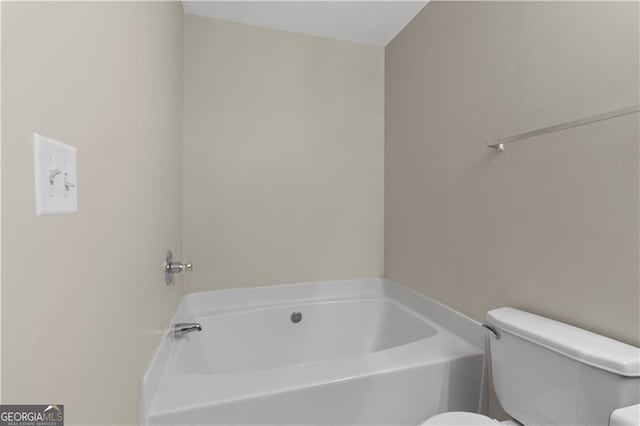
<box><xmin>142</xmin><ymin>279</ymin><xmax>486</xmax><ymax>425</ymax></box>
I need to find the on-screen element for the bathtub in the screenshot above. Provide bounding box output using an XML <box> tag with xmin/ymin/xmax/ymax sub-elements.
<box><xmin>142</xmin><ymin>279</ymin><xmax>486</xmax><ymax>425</ymax></box>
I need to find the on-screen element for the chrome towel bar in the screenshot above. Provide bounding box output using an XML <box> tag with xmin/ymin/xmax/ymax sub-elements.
<box><xmin>488</xmin><ymin>105</ymin><xmax>639</xmax><ymax>152</ymax></box>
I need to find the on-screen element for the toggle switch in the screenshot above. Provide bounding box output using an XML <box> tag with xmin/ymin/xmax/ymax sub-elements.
<box><xmin>34</xmin><ymin>133</ymin><xmax>78</xmax><ymax>215</ymax></box>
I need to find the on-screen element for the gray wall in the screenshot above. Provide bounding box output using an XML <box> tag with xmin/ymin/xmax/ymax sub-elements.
<box><xmin>1</xmin><ymin>2</ymin><xmax>184</xmax><ymax>423</ymax></box>
<box><xmin>182</xmin><ymin>16</ymin><xmax>384</xmax><ymax>292</ymax></box>
<box><xmin>385</xmin><ymin>1</ymin><xmax>639</xmax><ymax>414</ymax></box>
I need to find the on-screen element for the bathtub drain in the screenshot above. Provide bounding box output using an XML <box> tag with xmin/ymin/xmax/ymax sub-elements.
<box><xmin>290</xmin><ymin>312</ymin><xmax>302</xmax><ymax>323</ymax></box>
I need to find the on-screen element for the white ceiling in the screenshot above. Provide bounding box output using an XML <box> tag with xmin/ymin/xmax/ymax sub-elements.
<box><xmin>182</xmin><ymin>1</ymin><xmax>428</xmax><ymax>46</ymax></box>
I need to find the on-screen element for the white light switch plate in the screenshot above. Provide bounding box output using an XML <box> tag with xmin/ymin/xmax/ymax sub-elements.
<box><xmin>34</xmin><ymin>133</ymin><xmax>78</xmax><ymax>215</ymax></box>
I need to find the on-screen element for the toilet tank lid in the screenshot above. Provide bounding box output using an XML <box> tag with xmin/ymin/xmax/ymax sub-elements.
<box><xmin>486</xmin><ymin>308</ymin><xmax>640</xmax><ymax>377</ymax></box>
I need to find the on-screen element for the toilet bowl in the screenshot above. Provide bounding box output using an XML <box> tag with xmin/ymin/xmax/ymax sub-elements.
<box><xmin>421</xmin><ymin>412</ymin><xmax>500</xmax><ymax>425</ymax></box>
<box><xmin>422</xmin><ymin>308</ymin><xmax>640</xmax><ymax>426</ymax></box>
<box><xmin>420</xmin><ymin>412</ymin><xmax>521</xmax><ymax>425</ymax></box>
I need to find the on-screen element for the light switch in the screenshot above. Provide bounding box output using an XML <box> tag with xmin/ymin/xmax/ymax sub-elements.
<box><xmin>34</xmin><ymin>133</ymin><xmax>78</xmax><ymax>215</ymax></box>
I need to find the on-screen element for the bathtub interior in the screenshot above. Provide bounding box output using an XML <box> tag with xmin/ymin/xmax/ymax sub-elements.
<box><xmin>175</xmin><ymin>297</ymin><xmax>438</xmax><ymax>374</ymax></box>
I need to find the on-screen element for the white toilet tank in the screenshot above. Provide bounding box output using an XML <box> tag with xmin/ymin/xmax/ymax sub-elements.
<box><xmin>485</xmin><ymin>308</ymin><xmax>640</xmax><ymax>426</ymax></box>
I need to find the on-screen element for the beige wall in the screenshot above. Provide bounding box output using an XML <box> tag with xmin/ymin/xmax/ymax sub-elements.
<box><xmin>183</xmin><ymin>16</ymin><xmax>384</xmax><ymax>292</ymax></box>
<box><xmin>1</xmin><ymin>2</ymin><xmax>184</xmax><ymax>424</ymax></box>
<box><xmin>385</xmin><ymin>0</ymin><xmax>639</xmax><ymax>406</ymax></box>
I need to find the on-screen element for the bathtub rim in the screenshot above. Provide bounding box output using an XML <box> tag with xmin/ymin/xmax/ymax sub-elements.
<box><xmin>149</xmin><ymin>332</ymin><xmax>483</xmax><ymax>419</ymax></box>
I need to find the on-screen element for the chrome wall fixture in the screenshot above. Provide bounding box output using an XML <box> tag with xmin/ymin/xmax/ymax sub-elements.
<box><xmin>165</xmin><ymin>250</ymin><xmax>193</xmax><ymax>285</ymax></box>
<box><xmin>488</xmin><ymin>105</ymin><xmax>640</xmax><ymax>152</ymax></box>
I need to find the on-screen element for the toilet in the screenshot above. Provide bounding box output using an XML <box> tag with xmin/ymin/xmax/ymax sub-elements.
<box><xmin>422</xmin><ymin>307</ymin><xmax>640</xmax><ymax>425</ymax></box>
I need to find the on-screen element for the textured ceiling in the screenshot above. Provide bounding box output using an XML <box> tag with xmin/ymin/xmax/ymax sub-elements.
<box><xmin>182</xmin><ymin>1</ymin><xmax>428</xmax><ymax>46</ymax></box>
